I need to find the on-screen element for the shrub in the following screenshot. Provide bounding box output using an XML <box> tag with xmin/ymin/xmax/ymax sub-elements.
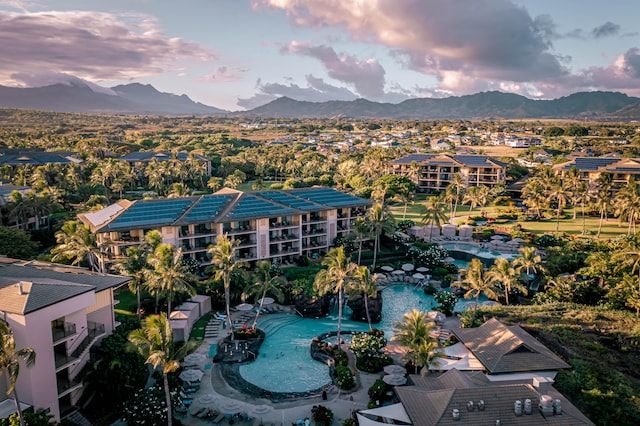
<box><xmin>434</xmin><ymin>290</ymin><xmax>458</xmax><ymax>315</ymax></box>
<box><xmin>335</xmin><ymin>365</ymin><xmax>355</xmax><ymax>390</ymax></box>
<box><xmin>333</xmin><ymin>349</ymin><xmax>349</xmax><ymax>367</ymax></box>
<box><xmin>342</xmin><ymin>419</ymin><xmax>357</xmax><ymax>426</ymax></box>
<box><xmin>122</xmin><ymin>385</ymin><xmax>181</xmax><ymax>426</ymax></box>
<box><xmin>311</xmin><ymin>405</ymin><xmax>334</xmax><ymax>426</ymax></box>
<box><xmin>368</xmin><ymin>379</ymin><xmax>388</xmax><ymax>402</ymax></box>
<box><xmin>350</xmin><ymin>331</ymin><xmax>392</xmax><ymax>373</ymax></box>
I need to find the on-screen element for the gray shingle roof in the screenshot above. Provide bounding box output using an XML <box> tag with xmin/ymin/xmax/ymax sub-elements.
<box><xmin>452</xmin><ymin>318</ymin><xmax>570</xmax><ymax>374</ymax></box>
<box><xmin>0</xmin><ymin>278</ymin><xmax>93</xmax><ymax>315</ymax></box>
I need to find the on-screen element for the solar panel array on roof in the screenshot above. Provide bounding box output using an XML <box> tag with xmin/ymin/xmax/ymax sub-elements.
<box><xmin>391</xmin><ymin>154</ymin><xmax>435</xmax><ymax>164</ymax></box>
<box><xmin>569</xmin><ymin>157</ymin><xmax>619</xmax><ymax>171</ymax></box>
<box><xmin>293</xmin><ymin>188</ymin><xmax>370</xmax><ymax>207</ymax></box>
<box><xmin>259</xmin><ymin>191</ymin><xmax>323</xmax><ymax>211</ymax></box>
<box><xmin>609</xmin><ymin>167</ymin><xmax>640</xmax><ymax>172</ymax></box>
<box><xmin>454</xmin><ymin>155</ymin><xmax>491</xmax><ymax>166</ymax></box>
<box><xmin>180</xmin><ymin>194</ymin><xmax>233</xmax><ymax>223</ymax></box>
<box><xmin>226</xmin><ymin>194</ymin><xmax>298</xmax><ymax>219</ymax></box>
<box><xmin>105</xmin><ymin>198</ymin><xmax>194</xmax><ymax>230</ymax></box>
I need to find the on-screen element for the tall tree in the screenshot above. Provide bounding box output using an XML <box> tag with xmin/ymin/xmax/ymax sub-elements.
<box><xmin>486</xmin><ymin>257</ymin><xmax>527</xmax><ymax>305</ymax></box>
<box><xmin>352</xmin><ymin>217</ymin><xmax>371</xmax><ymax>266</ymax></box>
<box><xmin>421</xmin><ymin>195</ymin><xmax>447</xmax><ymax>242</ymax></box>
<box><xmin>391</xmin><ymin>309</ymin><xmax>441</xmax><ymax>375</ymax></box>
<box><xmin>128</xmin><ymin>314</ymin><xmax>196</xmax><ymax>426</ymax></box>
<box><xmin>449</xmin><ymin>173</ymin><xmax>466</xmax><ymax>221</ymax></box>
<box><xmin>0</xmin><ymin>319</ymin><xmax>36</xmax><ymax>426</ymax></box>
<box><xmin>314</xmin><ymin>247</ymin><xmax>358</xmax><ymax>346</ymax></box>
<box><xmin>595</xmin><ymin>171</ymin><xmax>613</xmax><ymax>237</ymax></box>
<box><xmin>349</xmin><ymin>266</ymin><xmax>378</xmax><ymax>331</ymax></box>
<box><xmin>460</xmin><ymin>258</ymin><xmax>499</xmax><ymax>325</ymax></box>
<box><xmin>146</xmin><ymin>244</ymin><xmax>195</xmax><ymax>315</ymax></box>
<box><xmin>511</xmin><ymin>247</ymin><xmax>544</xmax><ymax>285</ymax></box>
<box><xmin>547</xmin><ymin>176</ymin><xmax>571</xmax><ymax>233</ymax></box>
<box><xmin>207</xmin><ymin>235</ymin><xmax>248</xmax><ymax>336</ymax></box>
<box><xmin>245</xmin><ymin>261</ymin><xmax>286</xmax><ymax>329</ymax></box>
<box><xmin>368</xmin><ymin>202</ymin><xmax>394</xmax><ymax>271</ymax></box>
<box><xmin>51</xmin><ymin>220</ymin><xmax>108</xmax><ymax>273</ymax></box>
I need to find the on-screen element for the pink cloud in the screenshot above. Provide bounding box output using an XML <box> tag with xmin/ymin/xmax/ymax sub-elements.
<box><xmin>0</xmin><ymin>11</ymin><xmax>216</xmax><ymax>86</ymax></box>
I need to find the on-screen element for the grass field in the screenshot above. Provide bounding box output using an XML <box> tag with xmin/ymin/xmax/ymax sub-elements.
<box><xmin>388</xmin><ymin>201</ymin><xmax>631</xmax><ymax>239</ymax></box>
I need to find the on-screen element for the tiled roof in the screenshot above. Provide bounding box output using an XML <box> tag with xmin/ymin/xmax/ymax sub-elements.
<box><xmin>392</xmin><ymin>154</ymin><xmax>506</xmax><ymax>168</ymax></box>
<box><xmin>0</xmin><ymin>278</ymin><xmax>93</xmax><ymax>315</ymax></box>
<box><xmin>396</xmin><ymin>382</ymin><xmax>594</xmax><ymax>425</ymax></box>
<box><xmin>0</xmin><ymin>150</ymin><xmax>80</xmax><ymax>165</ymax></box>
<box><xmin>452</xmin><ymin>318</ymin><xmax>570</xmax><ymax>374</ymax></box>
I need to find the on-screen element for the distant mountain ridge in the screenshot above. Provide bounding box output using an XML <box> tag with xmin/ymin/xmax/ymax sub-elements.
<box><xmin>0</xmin><ymin>81</ymin><xmax>228</xmax><ymax>115</ymax></box>
<box><xmin>0</xmin><ymin>77</ymin><xmax>639</xmax><ymax>119</ymax></box>
<box><xmin>244</xmin><ymin>91</ymin><xmax>640</xmax><ymax>120</ymax></box>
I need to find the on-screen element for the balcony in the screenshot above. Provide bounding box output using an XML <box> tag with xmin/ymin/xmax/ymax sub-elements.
<box><xmin>52</xmin><ymin>322</ymin><xmax>77</xmax><ymax>344</ymax></box>
<box><xmin>57</xmin><ymin>376</ymin><xmax>83</xmax><ymax>396</ymax></box>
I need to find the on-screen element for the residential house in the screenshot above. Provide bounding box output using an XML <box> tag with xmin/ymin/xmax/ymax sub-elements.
<box><xmin>391</xmin><ymin>154</ymin><xmax>507</xmax><ymax>193</ymax></box>
<box><xmin>0</xmin><ymin>257</ymin><xmax>129</xmax><ymax>422</ymax></box>
<box><xmin>117</xmin><ymin>151</ymin><xmax>212</xmax><ymax>177</ymax></box>
<box><xmin>78</xmin><ymin>187</ymin><xmax>370</xmax><ymax>271</ymax></box>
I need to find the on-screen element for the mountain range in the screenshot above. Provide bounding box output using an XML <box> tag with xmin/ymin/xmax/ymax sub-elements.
<box><xmin>1</xmin><ymin>78</ymin><xmax>639</xmax><ymax>120</ymax></box>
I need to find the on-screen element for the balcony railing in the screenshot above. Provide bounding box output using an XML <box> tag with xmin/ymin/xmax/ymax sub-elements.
<box><xmin>52</xmin><ymin>322</ymin><xmax>77</xmax><ymax>344</ymax></box>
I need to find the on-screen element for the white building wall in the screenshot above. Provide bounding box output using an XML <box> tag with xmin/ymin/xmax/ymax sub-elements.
<box><xmin>6</xmin><ymin>291</ymin><xmax>95</xmax><ymax>422</ymax></box>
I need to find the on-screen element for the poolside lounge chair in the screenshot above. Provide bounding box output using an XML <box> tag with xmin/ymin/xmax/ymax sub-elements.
<box><xmin>211</xmin><ymin>412</ymin><xmax>226</xmax><ymax>424</ymax></box>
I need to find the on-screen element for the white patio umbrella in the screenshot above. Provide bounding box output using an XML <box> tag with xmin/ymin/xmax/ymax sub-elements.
<box><xmin>511</xmin><ymin>237</ymin><xmax>525</xmax><ymax>243</ymax></box>
<box><xmin>384</xmin><ymin>365</ymin><xmax>407</xmax><ymax>375</ymax></box>
<box><xmin>179</xmin><ymin>369</ymin><xmax>203</xmax><ymax>382</ymax></box>
<box><xmin>260</xmin><ymin>297</ymin><xmax>275</xmax><ymax>305</ymax></box>
<box><xmin>401</xmin><ymin>263</ymin><xmax>415</xmax><ymax>271</ymax></box>
<box><xmin>416</xmin><ymin>267</ymin><xmax>429</xmax><ymax>272</ymax></box>
<box><xmin>443</xmin><ymin>257</ymin><xmax>455</xmax><ymax>263</ymax></box>
<box><xmin>392</xmin><ymin>270</ymin><xmax>405</xmax><ymax>275</ymax></box>
<box><xmin>184</xmin><ymin>352</ymin><xmax>206</xmax><ymax>364</ymax></box>
<box><xmin>221</xmin><ymin>399</ymin><xmax>245</xmax><ymax>412</ymax></box>
<box><xmin>381</xmin><ymin>266</ymin><xmax>394</xmax><ymax>272</ymax></box>
<box><xmin>491</xmin><ymin>235</ymin><xmax>504</xmax><ymax>240</ymax></box>
<box><xmin>412</xmin><ymin>272</ymin><xmax>425</xmax><ymax>280</ymax></box>
<box><xmin>198</xmin><ymin>394</ymin><xmax>218</xmax><ymax>404</ymax></box>
<box><xmin>250</xmin><ymin>404</ymin><xmax>273</xmax><ymax>416</ymax></box>
<box><xmin>236</xmin><ymin>303</ymin><xmax>254</xmax><ymax>311</ymax></box>
<box><xmin>383</xmin><ymin>374</ymin><xmax>407</xmax><ymax>386</ymax></box>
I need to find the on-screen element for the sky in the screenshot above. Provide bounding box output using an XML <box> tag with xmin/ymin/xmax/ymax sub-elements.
<box><xmin>1</xmin><ymin>0</ymin><xmax>639</xmax><ymax>111</ymax></box>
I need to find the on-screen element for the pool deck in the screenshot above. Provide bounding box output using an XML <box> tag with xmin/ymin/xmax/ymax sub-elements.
<box><xmin>177</xmin><ymin>305</ymin><xmax>425</xmax><ymax>426</ymax></box>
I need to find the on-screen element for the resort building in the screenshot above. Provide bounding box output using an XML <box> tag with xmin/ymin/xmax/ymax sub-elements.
<box><xmin>117</xmin><ymin>151</ymin><xmax>212</xmax><ymax>177</ymax></box>
<box><xmin>0</xmin><ymin>257</ymin><xmax>129</xmax><ymax>422</ymax></box>
<box><xmin>553</xmin><ymin>156</ymin><xmax>640</xmax><ymax>192</ymax></box>
<box><xmin>0</xmin><ymin>149</ymin><xmax>82</xmax><ymax>167</ymax></box>
<box><xmin>391</xmin><ymin>154</ymin><xmax>507</xmax><ymax>193</ymax></box>
<box><xmin>357</xmin><ymin>319</ymin><xmax>590</xmax><ymax>426</ymax></box>
<box><xmin>78</xmin><ymin>187</ymin><xmax>370</xmax><ymax>270</ymax></box>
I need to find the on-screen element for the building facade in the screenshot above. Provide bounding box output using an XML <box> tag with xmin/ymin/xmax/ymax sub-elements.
<box><xmin>0</xmin><ymin>258</ymin><xmax>129</xmax><ymax>421</ymax></box>
<box><xmin>391</xmin><ymin>154</ymin><xmax>507</xmax><ymax>193</ymax></box>
<box><xmin>553</xmin><ymin>156</ymin><xmax>640</xmax><ymax>192</ymax></box>
<box><xmin>79</xmin><ymin>187</ymin><xmax>370</xmax><ymax>270</ymax></box>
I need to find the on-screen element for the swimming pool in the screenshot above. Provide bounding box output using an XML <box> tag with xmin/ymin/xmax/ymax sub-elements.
<box><xmin>237</xmin><ymin>285</ymin><xmax>482</xmax><ymax>393</ymax></box>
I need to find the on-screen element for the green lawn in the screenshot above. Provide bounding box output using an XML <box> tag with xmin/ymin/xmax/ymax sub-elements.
<box><xmin>389</xmin><ymin>201</ymin><xmax>631</xmax><ymax>239</ymax></box>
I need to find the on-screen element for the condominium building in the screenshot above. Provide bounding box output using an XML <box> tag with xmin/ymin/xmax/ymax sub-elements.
<box><xmin>391</xmin><ymin>154</ymin><xmax>507</xmax><ymax>193</ymax></box>
<box><xmin>79</xmin><ymin>187</ymin><xmax>370</xmax><ymax>270</ymax></box>
<box><xmin>0</xmin><ymin>257</ymin><xmax>129</xmax><ymax>421</ymax></box>
<box><xmin>553</xmin><ymin>156</ymin><xmax>640</xmax><ymax>192</ymax></box>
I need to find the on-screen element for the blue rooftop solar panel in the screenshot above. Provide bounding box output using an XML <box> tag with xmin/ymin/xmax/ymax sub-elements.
<box><xmin>572</xmin><ymin>158</ymin><xmax>619</xmax><ymax>171</ymax></box>
<box><xmin>392</xmin><ymin>154</ymin><xmax>435</xmax><ymax>164</ymax></box>
<box><xmin>226</xmin><ymin>195</ymin><xmax>298</xmax><ymax>219</ymax></box>
<box><xmin>293</xmin><ymin>188</ymin><xmax>370</xmax><ymax>207</ymax></box>
<box><xmin>260</xmin><ymin>191</ymin><xmax>323</xmax><ymax>211</ymax></box>
<box><xmin>182</xmin><ymin>194</ymin><xmax>233</xmax><ymax>223</ymax></box>
<box><xmin>106</xmin><ymin>198</ymin><xmax>194</xmax><ymax>230</ymax></box>
<box><xmin>454</xmin><ymin>155</ymin><xmax>490</xmax><ymax>166</ymax></box>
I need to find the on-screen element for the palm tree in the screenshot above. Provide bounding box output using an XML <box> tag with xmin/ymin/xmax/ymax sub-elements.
<box><xmin>449</xmin><ymin>173</ymin><xmax>466</xmax><ymax>221</ymax></box>
<box><xmin>511</xmin><ymin>247</ymin><xmax>543</xmax><ymax>285</ymax></box>
<box><xmin>116</xmin><ymin>246</ymin><xmax>150</xmax><ymax>321</ymax></box>
<box><xmin>146</xmin><ymin>244</ymin><xmax>196</xmax><ymax>315</ymax></box>
<box><xmin>547</xmin><ymin>177</ymin><xmax>571</xmax><ymax>233</ymax></box>
<box><xmin>595</xmin><ymin>171</ymin><xmax>613</xmax><ymax>237</ymax></box>
<box><xmin>245</xmin><ymin>261</ymin><xmax>286</xmax><ymax>328</ymax></box>
<box><xmin>51</xmin><ymin>220</ymin><xmax>108</xmax><ymax>273</ymax></box>
<box><xmin>207</xmin><ymin>235</ymin><xmax>248</xmax><ymax>336</ymax></box>
<box><xmin>405</xmin><ymin>161</ymin><xmax>421</xmax><ymax>185</ymax></box>
<box><xmin>314</xmin><ymin>247</ymin><xmax>358</xmax><ymax>346</ymax></box>
<box><xmin>352</xmin><ymin>217</ymin><xmax>371</xmax><ymax>266</ymax></box>
<box><xmin>614</xmin><ymin>179</ymin><xmax>640</xmax><ymax>235</ymax></box>
<box><xmin>460</xmin><ymin>258</ymin><xmax>498</xmax><ymax>325</ymax></box>
<box><xmin>521</xmin><ymin>178</ymin><xmax>546</xmax><ymax>218</ymax></box>
<box><xmin>613</xmin><ymin>237</ymin><xmax>640</xmax><ymax>292</ymax></box>
<box><xmin>486</xmin><ymin>258</ymin><xmax>527</xmax><ymax>305</ymax></box>
<box><xmin>462</xmin><ymin>185</ymin><xmax>489</xmax><ymax>216</ymax></box>
<box><xmin>421</xmin><ymin>195</ymin><xmax>447</xmax><ymax>242</ymax></box>
<box><xmin>207</xmin><ymin>177</ymin><xmax>223</xmax><ymax>192</ymax></box>
<box><xmin>391</xmin><ymin>309</ymin><xmax>440</xmax><ymax>375</ymax></box>
<box><xmin>0</xmin><ymin>319</ymin><xmax>36</xmax><ymax>426</ymax></box>
<box><xmin>167</xmin><ymin>182</ymin><xmax>191</xmax><ymax>198</ymax></box>
<box><xmin>368</xmin><ymin>202</ymin><xmax>394</xmax><ymax>271</ymax></box>
<box><xmin>128</xmin><ymin>314</ymin><xmax>196</xmax><ymax>426</ymax></box>
<box><xmin>349</xmin><ymin>266</ymin><xmax>378</xmax><ymax>331</ymax></box>
<box><xmin>565</xmin><ymin>167</ymin><xmax>582</xmax><ymax>219</ymax></box>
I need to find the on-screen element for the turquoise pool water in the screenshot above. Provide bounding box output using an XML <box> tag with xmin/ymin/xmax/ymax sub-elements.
<box><xmin>238</xmin><ymin>285</ymin><xmax>483</xmax><ymax>393</ymax></box>
<box><xmin>441</xmin><ymin>242</ymin><xmax>517</xmax><ymax>261</ymax></box>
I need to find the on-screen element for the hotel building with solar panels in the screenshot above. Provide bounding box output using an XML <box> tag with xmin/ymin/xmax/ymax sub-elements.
<box><xmin>390</xmin><ymin>154</ymin><xmax>507</xmax><ymax>193</ymax></box>
<box><xmin>79</xmin><ymin>187</ymin><xmax>370</xmax><ymax>270</ymax></box>
<box><xmin>553</xmin><ymin>156</ymin><xmax>640</xmax><ymax>192</ymax></box>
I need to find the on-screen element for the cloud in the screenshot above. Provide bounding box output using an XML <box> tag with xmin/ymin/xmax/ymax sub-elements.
<box><xmin>592</xmin><ymin>21</ymin><xmax>620</xmax><ymax>38</ymax></box>
<box><xmin>202</xmin><ymin>66</ymin><xmax>248</xmax><ymax>82</ymax></box>
<box><xmin>281</xmin><ymin>41</ymin><xmax>386</xmax><ymax>98</ymax></box>
<box><xmin>0</xmin><ymin>10</ymin><xmax>215</xmax><ymax>86</ymax></box>
<box><xmin>581</xmin><ymin>48</ymin><xmax>640</xmax><ymax>94</ymax></box>
<box><xmin>255</xmin><ymin>0</ymin><xmax>568</xmax><ymax>96</ymax></box>
<box><xmin>237</xmin><ymin>74</ymin><xmax>358</xmax><ymax>109</ymax></box>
